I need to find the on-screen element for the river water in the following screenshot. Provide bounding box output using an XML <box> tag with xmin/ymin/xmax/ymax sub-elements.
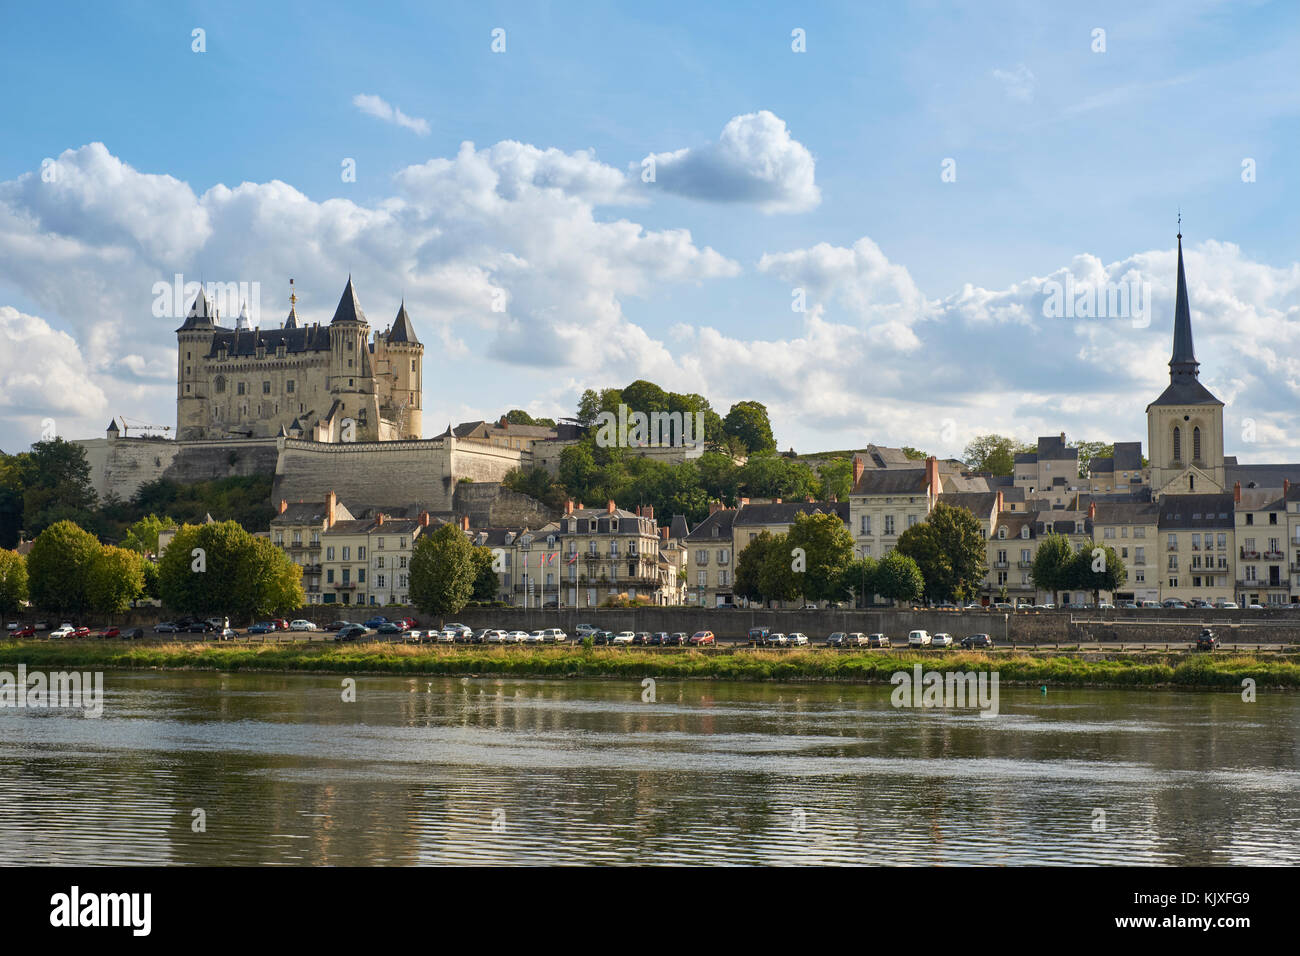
<box><xmin>1</xmin><ymin>672</ymin><xmax>1296</xmax><ymax>865</ymax></box>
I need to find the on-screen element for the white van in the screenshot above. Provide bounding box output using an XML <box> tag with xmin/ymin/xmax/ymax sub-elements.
<box><xmin>908</xmin><ymin>629</ymin><xmax>932</xmax><ymax>647</ymax></box>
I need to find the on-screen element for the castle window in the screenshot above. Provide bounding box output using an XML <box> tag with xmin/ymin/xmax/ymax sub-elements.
<box><xmin>215</xmin><ymin>376</ymin><xmax>225</xmax><ymax>394</ymax></box>
<box><xmin>411</xmin><ymin>360</ymin><xmax>416</xmax><ymax>372</ymax></box>
<box><xmin>237</xmin><ymin>382</ymin><xmax>246</xmax><ymax>396</ymax></box>
<box><xmin>287</xmin><ymin>380</ymin><xmax>295</xmax><ymax>393</ymax></box>
<box><xmin>348</xmin><ymin>359</ymin><xmax>353</xmax><ymax>368</ymax></box>
<box><xmin>1172</xmin><ymin>426</ymin><xmax>1181</xmax><ymax>461</ymax></box>
<box><xmin>1193</xmin><ymin>427</ymin><xmax>1201</xmax><ymax>461</ymax></box>
<box><xmin>262</xmin><ymin>381</ymin><xmax>271</xmax><ymax>394</ymax></box>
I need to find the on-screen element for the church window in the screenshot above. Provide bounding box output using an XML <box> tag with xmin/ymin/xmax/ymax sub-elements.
<box><xmin>1172</xmin><ymin>427</ymin><xmax>1181</xmax><ymax>461</ymax></box>
<box><xmin>1193</xmin><ymin>427</ymin><xmax>1201</xmax><ymax>461</ymax></box>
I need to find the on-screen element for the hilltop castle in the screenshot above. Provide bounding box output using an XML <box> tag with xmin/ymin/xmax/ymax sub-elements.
<box><xmin>175</xmin><ymin>278</ymin><xmax>423</xmax><ymax>442</ymax></box>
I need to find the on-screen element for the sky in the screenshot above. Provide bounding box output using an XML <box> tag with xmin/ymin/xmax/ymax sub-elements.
<box><xmin>1</xmin><ymin>0</ymin><xmax>1298</xmax><ymax>463</ymax></box>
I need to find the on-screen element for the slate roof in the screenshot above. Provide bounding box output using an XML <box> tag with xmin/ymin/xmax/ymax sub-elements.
<box><xmin>940</xmin><ymin>491</ymin><xmax>1000</xmax><ymax>519</ymax></box>
<box><xmin>1226</xmin><ymin>463</ymin><xmax>1300</xmax><ymax>489</ymax></box>
<box><xmin>684</xmin><ymin>508</ymin><xmax>736</xmax><ymax>542</ymax></box>
<box><xmin>733</xmin><ymin>500</ymin><xmax>850</xmax><ymax>526</ymax></box>
<box><xmin>1091</xmin><ymin>501</ymin><xmax>1160</xmax><ymax>525</ymax></box>
<box><xmin>1037</xmin><ymin>435</ymin><xmax>1077</xmax><ymax>460</ymax></box>
<box><xmin>206</xmin><ymin>323</ymin><xmax>331</xmax><ymax>357</ymax></box>
<box><xmin>670</xmin><ymin>514</ymin><xmax>691</xmax><ymax>539</ymax></box>
<box><xmin>177</xmin><ymin>290</ymin><xmax>216</xmax><ymax>332</ymax></box>
<box><xmin>1113</xmin><ymin>441</ymin><xmax>1144</xmax><ymax>471</ymax></box>
<box><xmin>1235</xmin><ymin>488</ymin><xmax>1286</xmax><ymax>512</ymax></box>
<box><xmin>331</xmin><ymin>277</ymin><xmax>367</xmax><ymax>325</ymax></box>
<box><xmin>386</xmin><ymin>301</ymin><xmax>420</xmax><ymax>345</ymax></box>
<box><xmin>851</xmin><ymin>468</ymin><xmax>930</xmax><ymax>496</ymax></box>
<box><xmin>1155</xmin><ymin>494</ymin><xmax>1235</xmax><ymax>529</ymax></box>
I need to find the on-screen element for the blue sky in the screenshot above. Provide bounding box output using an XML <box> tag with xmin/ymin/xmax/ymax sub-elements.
<box><xmin>1</xmin><ymin>0</ymin><xmax>1298</xmax><ymax>461</ymax></box>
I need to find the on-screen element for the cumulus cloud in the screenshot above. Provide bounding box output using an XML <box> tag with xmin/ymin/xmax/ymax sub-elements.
<box><xmin>0</xmin><ymin>306</ymin><xmax>109</xmax><ymax>441</ymax></box>
<box><xmin>352</xmin><ymin>93</ymin><xmax>431</xmax><ymax>135</ymax></box>
<box><xmin>640</xmin><ymin>111</ymin><xmax>820</xmax><ymax>213</ymax></box>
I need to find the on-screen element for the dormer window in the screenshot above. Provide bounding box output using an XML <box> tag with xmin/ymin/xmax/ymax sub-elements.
<box><xmin>1020</xmin><ymin>527</ymin><xmax>1029</xmax><ymax>539</ymax></box>
<box><xmin>998</xmin><ymin>528</ymin><xmax>1007</xmax><ymax>539</ymax></box>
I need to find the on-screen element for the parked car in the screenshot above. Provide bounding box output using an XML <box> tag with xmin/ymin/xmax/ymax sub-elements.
<box><xmin>13</xmin><ymin>625</ymin><xmax>36</xmax><ymax>638</ymax></box>
<box><xmin>336</xmin><ymin>625</ymin><xmax>368</xmax><ymax>642</ymax></box>
<box><xmin>1118</xmin><ymin>601</ymin><xmax>1138</xmax><ymax>609</ymax></box>
<box><xmin>575</xmin><ymin>624</ymin><xmax>597</xmax><ymax>637</ymax></box>
<box><xmin>247</xmin><ymin>622</ymin><xmax>276</xmax><ymax>634</ymax></box>
<box><xmin>525</xmin><ymin>630</ymin><xmax>547</xmax><ymax>644</ymax></box>
<box><xmin>907</xmin><ymin>629</ymin><xmax>931</xmax><ymax>647</ymax></box>
<box><xmin>186</xmin><ymin>621</ymin><xmax>211</xmax><ymax>634</ymax></box>
<box><xmin>1196</xmin><ymin>628</ymin><xmax>1219</xmax><ymax>651</ymax></box>
<box><xmin>867</xmin><ymin>633</ymin><xmax>891</xmax><ymax>648</ymax></box>
<box><xmin>50</xmin><ymin>625</ymin><xmax>75</xmax><ymax>639</ymax></box>
<box><xmin>1098</xmin><ymin>602</ymin><xmax>1115</xmax><ymax>610</ymax></box>
<box><xmin>289</xmin><ymin>619</ymin><xmax>317</xmax><ymax>631</ymax></box>
<box><xmin>438</xmin><ymin>629</ymin><xmax>459</xmax><ymax>644</ymax></box>
<box><xmin>34</xmin><ymin>621</ymin><xmax>51</xmax><ymax>631</ymax></box>
<box><xmin>537</xmin><ymin>628</ymin><xmax>567</xmax><ymax>643</ymax></box>
<box><xmin>611</xmin><ymin>631</ymin><xmax>635</xmax><ymax>645</ymax></box>
<box><xmin>766</xmin><ymin>632</ymin><xmax>788</xmax><ymax>646</ymax></box>
<box><xmin>123</xmin><ymin>628</ymin><xmax>144</xmax><ymax>640</ymax></box>
<box><xmin>960</xmin><ymin>633</ymin><xmax>995</xmax><ymax>649</ymax></box>
<box><xmin>467</xmin><ymin>628</ymin><xmax>491</xmax><ymax>644</ymax></box>
<box><xmin>444</xmin><ymin>623</ymin><xmax>472</xmax><ymax>638</ymax></box>
<box><xmin>826</xmin><ymin>632</ymin><xmax>848</xmax><ymax>648</ymax></box>
<box><xmin>154</xmin><ymin>621</ymin><xmax>181</xmax><ymax>634</ymax></box>
<box><xmin>1247</xmin><ymin>603</ymin><xmax>1265</xmax><ymax>610</ymax></box>
<box><xmin>483</xmin><ymin>630</ymin><xmax>508</xmax><ymax>644</ymax></box>
<box><xmin>591</xmin><ymin>630</ymin><xmax>612</xmax><ymax>645</ymax></box>
<box><xmin>364</xmin><ymin>616</ymin><xmax>388</xmax><ymax>628</ymax></box>
<box><xmin>505</xmin><ymin>630</ymin><xmax>530</xmax><ymax>643</ymax></box>
<box><xmin>749</xmin><ymin>627</ymin><xmax>771</xmax><ymax>645</ymax></box>
<box><xmin>327</xmin><ymin>620</ymin><xmax>352</xmax><ymax>631</ymax></box>
<box><xmin>1214</xmin><ymin>601</ymin><xmax>1240</xmax><ymax>609</ymax></box>
<box><xmin>689</xmin><ymin>630</ymin><xmax>715</xmax><ymax>646</ymax></box>
<box><xmin>216</xmin><ymin>627</ymin><xmax>238</xmax><ymax>641</ymax></box>
<box><xmin>96</xmin><ymin>626</ymin><xmax>120</xmax><ymax>639</ymax></box>
<box><xmin>787</xmin><ymin>632</ymin><xmax>809</xmax><ymax>646</ymax></box>
<box><xmin>991</xmin><ymin>602</ymin><xmax>1013</xmax><ymax>611</ymax></box>
<box><xmin>931</xmin><ymin>632</ymin><xmax>953</xmax><ymax>648</ymax></box>
<box><xmin>666</xmin><ymin>632</ymin><xmax>688</xmax><ymax>647</ymax></box>
<box><xmin>1162</xmin><ymin>599</ymin><xmax>1187</xmax><ymax>609</ymax></box>
<box><xmin>205</xmin><ymin>616</ymin><xmax>231</xmax><ymax>631</ymax></box>
<box><xmin>373</xmin><ymin>622</ymin><xmax>400</xmax><ymax>635</ymax></box>
<box><xmin>1139</xmin><ymin>600</ymin><xmax>1161</xmax><ymax>608</ymax></box>
<box><xmin>631</xmin><ymin>631</ymin><xmax>653</xmax><ymax>646</ymax></box>
<box><xmin>5</xmin><ymin>622</ymin><xmax>21</xmax><ymax>631</ymax></box>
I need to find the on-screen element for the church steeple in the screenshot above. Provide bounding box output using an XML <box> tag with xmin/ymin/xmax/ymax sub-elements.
<box><xmin>1169</xmin><ymin>229</ymin><xmax>1198</xmax><ymax>384</ymax></box>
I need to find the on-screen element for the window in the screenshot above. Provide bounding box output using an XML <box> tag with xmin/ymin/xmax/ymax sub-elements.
<box><xmin>998</xmin><ymin>527</ymin><xmax>1007</xmax><ymax>539</ymax></box>
<box><xmin>342</xmin><ymin>547</ymin><xmax>350</xmax><ymax>561</ymax></box>
<box><xmin>326</xmin><ymin>546</ymin><xmax>335</xmax><ymax>561</ymax></box>
<box><xmin>358</xmin><ymin>569</ymin><xmax>365</xmax><ymax>583</ymax></box>
<box><xmin>262</xmin><ymin>381</ymin><xmax>271</xmax><ymax>394</ymax></box>
<box><xmin>326</xmin><ymin>569</ymin><xmax>334</xmax><ymax>583</ymax></box>
<box><xmin>1246</xmin><ymin>514</ymin><xmax>1254</xmax><ymax>525</ymax></box>
<box><xmin>237</xmin><ymin>382</ymin><xmax>246</xmax><ymax>396</ymax></box>
<box><xmin>884</xmin><ymin>515</ymin><xmax>895</xmax><ymax>535</ymax></box>
<box><xmin>287</xmin><ymin>380</ymin><xmax>295</xmax><ymax>393</ymax></box>
<box><xmin>357</xmin><ymin>546</ymin><xmax>365</xmax><ymax>560</ymax></box>
<box><xmin>1103</xmin><ymin>527</ymin><xmax>1115</xmax><ymax>539</ymax></box>
<box><xmin>1193</xmin><ymin>427</ymin><xmax>1201</xmax><ymax>461</ymax></box>
<box><xmin>907</xmin><ymin>514</ymin><xmax>918</xmax><ymax>528</ymax></box>
<box><xmin>1173</xmin><ymin>426</ymin><xmax>1181</xmax><ymax>461</ymax></box>
<box><xmin>860</xmin><ymin>516</ymin><xmax>871</xmax><ymax>535</ymax></box>
<box><xmin>376</xmin><ymin>556</ymin><xmax>385</xmax><ymax>569</ymax></box>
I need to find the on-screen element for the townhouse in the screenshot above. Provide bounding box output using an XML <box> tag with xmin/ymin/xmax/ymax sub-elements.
<box><xmin>847</xmin><ymin>456</ymin><xmax>942</xmax><ymax>559</ymax></box>
<box><xmin>1088</xmin><ymin>500</ymin><xmax>1160</xmax><ymax>604</ymax></box>
<box><xmin>1157</xmin><ymin>493</ymin><xmax>1235</xmax><ymax>606</ymax></box>
<box><xmin>1234</xmin><ymin>483</ymin><xmax>1290</xmax><ymax>606</ymax></box>
<box><xmin>684</xmin><ymin>505</ymin><xmax>738</xmax><ymax>607</ymax></box>
<box><xmin>270</xmin><ymin>492</ymin><xmax>356</xmax><ymax>602</ymax></box>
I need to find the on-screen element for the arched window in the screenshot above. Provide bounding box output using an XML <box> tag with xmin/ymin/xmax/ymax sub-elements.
<box><xmin>1193</xmin><ymin>427</ymin><xmax>1201</xmax><ymax>462</ymax></box>
<box><xmin>1173</xmin><ymin>426</ymin><xmax>1182</xmax><ymax>462</ymax></box>
<box><xmin>214</xmin><ymin>375</ymin><xmax>226</xmax><ymax>394</ymax></box>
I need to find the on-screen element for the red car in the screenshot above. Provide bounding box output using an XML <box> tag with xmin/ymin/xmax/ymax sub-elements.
<box><xmin>689</xmin><ymin>630</ymin><xmax>716</xmax><ymax>646</ymax></box>
<box><xmin>71</xmin><ymin>626</ymin><xmax>91</xmax><ymax>639</ymax></box>
<box><xmin>97</xmin><ymin>626</ymin><xmax>120</xmax><ymax>638</ymax></box>
<box><xmin>13</xmin><ymin>625</ymin><xmax>36</xmax><ymax>638</ymax></box>
<box><xmin>271</xmin><ymin>619</ymin><xmax>290</xmax><ymax>630</ymax></box>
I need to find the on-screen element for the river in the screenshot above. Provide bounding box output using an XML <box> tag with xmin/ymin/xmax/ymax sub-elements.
<box><xmin>1</xmin><ymin>672</ymin><xmax>1296</xmax><ymax>865</ymax></box>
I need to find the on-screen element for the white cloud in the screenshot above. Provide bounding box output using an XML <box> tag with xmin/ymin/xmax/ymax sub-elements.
<box><xmin>352</xmin><ymin>93</ymin><xmax>431</xmax><ymax>136</ymax></box>
<box><xmin>992</xmin><ymin>64</ymin><xmax>1036</xmax><ymax>103</ymax></box>
<box><xmin>0</xmin><ymin>306</ymin><xmax>109</xmax><ymax>442</ymax></box>
<box><xmin>640</xmin><ymin>111</ymin><xmax>820</xmax><ymax>213</ymax></box>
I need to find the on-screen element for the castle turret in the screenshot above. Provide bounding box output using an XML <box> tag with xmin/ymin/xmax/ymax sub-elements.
<box><xmin>327</xmin><ymin>277</ymin><xmax>380</xmax><ymax>442</ymax></box>
<box><xmin>376</xmin><ymin>299</ymin><xmax>424</xmax><ymax>439</ymax></box>
<box><xmin>176</xmin><ymin>289</ymin><xmax>216</xmax><ymax>439</ymax></box>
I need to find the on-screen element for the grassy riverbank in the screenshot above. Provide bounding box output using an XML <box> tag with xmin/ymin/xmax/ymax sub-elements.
<box><xmin>1</xmin><ymin>640</ymin><xmax>1298</xmax><ymax>688</ymax></box>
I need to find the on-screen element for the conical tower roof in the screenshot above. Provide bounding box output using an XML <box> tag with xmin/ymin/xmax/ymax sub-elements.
<box><xmin>330</xmin><ymin>276</ymin><xmax>367</xmax><ymax>325</ymax></box>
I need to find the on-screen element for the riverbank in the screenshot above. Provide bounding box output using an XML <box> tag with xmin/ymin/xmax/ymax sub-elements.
<box><xmin>2</xmin><ymin>641</ymin><xmax>1298</xmax><ymax>688</ymax></box>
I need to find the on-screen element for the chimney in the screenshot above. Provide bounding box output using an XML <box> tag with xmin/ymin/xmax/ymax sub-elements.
<box><xmin>660</xmin><ymin>527</ymin><xmax>669</xmax><ymax>542</ymax></box>
<box><xmin>326</xmin><ymin>490</ymin><xmax>337</xmax><ymax>528</ymax></box>
<box><xmin>607</xmin><ymin>499</ymin><xmax>616</xmax><ymax>514</ymax></box>
<box><xmin>565</xmin><ymin>499</ymin><xmax>574</xmax><ymax>515</ymax></box>
<box><xmin>376</xmin><ymin>513</ymin><xmax>385</xmax><ymax>526</ymax></box>
<box><xmin>279</xmin><ymin>499</ymin><xmax>288</xmax><ymax>514</ymax></box>
<box><xmin>644</xmin><ymin>505</ymin><xmax>653</xmax><ymax>520</ymax></box>
<box><xmin>1233</xmin><ymin>480</ymin><xmax>1241</xmax><ymax>503</ymax></box>
<box><xmin>460</xmin><ymin>515</ymin><xmax>470</xmax><ymax>532</ymax></box>
<box><xmin>1285</xmin><ymin>478</ymin><xmax>1291</xmax><ymax>498</ymax></box>
<box><xmin>925</xmin><ymin>456</ymin><xmax>940</xmax><ymax>497</ymax></box>
<box><xmin>634</xmin><ymin>505</ymin><xmax>642</xmax><ymax>517</ymax></box>
<box><xmin>709</xmin><ymin>501</ymin><xmax>722</xmax><ymax>515</ymax></box>
<box><xmin>996</xmin><ymin>489</ymin><xmax>1004</xmax><ymax>513</ymax></box>
<box><xmin>419</xmin><ymin>511</ymin><xmax>430</xmax><ymax>527</ymax></box>
<box><xmin>1088</xmin><ymin>500</ymin><xmax>1096</xmax><ymax>520</ymax></box>
<box><xmin>578</xmin><ymin>501</ymin><xmax>585</xmax><ymax>511</ymax></box>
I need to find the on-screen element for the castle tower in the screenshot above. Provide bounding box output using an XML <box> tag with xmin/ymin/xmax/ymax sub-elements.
<box><xmin>1146</xmin><ymin>231</ymin><xmax>1225</xmax><ymax>496</ymax></box>
<box><xmin>176</xmin><ymin>288</ymin><xmax>217</xmax><ymax>439</ymax></box>
<box><xmin>327</xmin><ymin>277</ymin><xmax>381</xmax><ymax>442</ymax></box>
<box><xmin>378</xmin><ymin>299</ymin><xmax>424</xmax><ymax>439</ymax></box>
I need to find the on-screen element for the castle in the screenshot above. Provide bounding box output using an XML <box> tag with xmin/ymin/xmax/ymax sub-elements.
<box><xmin>175</xmin><ymin>278</ymin><xmax>423</xmax><ymax>442</ymax></box>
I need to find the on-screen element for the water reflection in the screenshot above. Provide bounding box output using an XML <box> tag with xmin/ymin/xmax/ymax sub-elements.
<box><xmin>0</xmin><ymin>673</ymin><xmax>1296</xmax><ymax>865</ymax></box>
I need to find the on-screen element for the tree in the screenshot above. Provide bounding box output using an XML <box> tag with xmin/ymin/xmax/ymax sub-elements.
<box><xmin>816</xmin><ymin>459</ymin><xmax>854</xmax><ymax>501</ymax></box>
<box><xmin>0</xmin><ymin>549</ymin><xmax>28</xmax><ymax>627</ymax></box>
<box><xmin>18</xmin><ymin>438</ymin><xmax>99</xmax><ymax>537</ymax></box>
<box><xmin>900</xmin><ymin>447</ymin><xmax>929</xmax><ymax>461</ymax></box>
<box><xmin>85</xmin><ymin>545</ymin><xmax>147</xmax><ymax>615</ymax></box>
<box><xmin>503</xmin><ymin>409</ymin><xmax>556</xmax><ymax>428</ymax></box>
<box><xmin>26</xmin><ymin>520</ymin><xmax>101</xmax><ymax>616</ymax></box>
<box><xmin>734</xmin><ymin>530</ymin><xmax>777</xmax><ymax>605</ymax></box>
<box><xmin>785</xmin><ymin>511</ymin><xmax>855</xmax><ymax>602</ymax></box>
<box><xmin>1073</xmin><ymin>440</ymin><xmax>1114</xmax><ymax>478</ymax></box>
<box><xmin>737</xmin><ymin>454</ymin><xmax>818</xmax><ymax>500</ymax></box>
<box><xmin>895</xmin><ymin>502</ymin><xmax>988</xmax><ymax>602</ymax></box>
<box><xmin>723</xmin><ymin>401</ymin><xmax>776</xmax><ymax>454</ymax></box>
<box><xmin>471</xmin><ymin>546</ymin><xmax>498</xmax><ymax>602</ymax></box>
<box><xmin>838</xmin><ymin>555</ymin><xmax>878</xmax><ymax>607</ymax></box>
<box><xmin>157</xmin><ymin>520</ymin><xmax>302</xmax><ymax>621</ymax></box>
<box><xmin>758</xmin><ymin>532</ymin><xmax>800</xmax><ymax>606</ymax></box>
<box><xmin>962</xmin><ymin>434</ymin><xmax>1033</xmax><ymax>476</ymax></box>
<box><xmin>409</xmin><ymin>523</ymin><xmax>478</xmax><ymax>624</ymax></box>
<box><xmin>874</xmin><ymin>550</ymin><xmax>925</xmax><ymax>605</ymax></box>
<box><xmin>1070</xmin><ymin>544</ymin><xmax>1126</xmax><ymax>603</ymax></box>
<box><xmin>1031</xmin><ymin>533</ymin><xmax>1074</xmax><ymax>605</ymax></box>
<box><xmin>121</xmin><ymin>513</ymin><xmax>177</xmax><ymax>556</ymax></box>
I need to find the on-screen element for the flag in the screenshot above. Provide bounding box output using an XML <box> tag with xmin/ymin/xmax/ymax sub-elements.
<box><xmin>567</xmin><ymin>552</ymin><xmax>577</xmax><ymax>565</ymax></box>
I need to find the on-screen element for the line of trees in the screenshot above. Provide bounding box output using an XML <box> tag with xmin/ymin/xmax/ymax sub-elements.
<box><xmin>1030</xmin><ymin>534</ymin><xmax>1127</xmax><ymax>603</ymax></box>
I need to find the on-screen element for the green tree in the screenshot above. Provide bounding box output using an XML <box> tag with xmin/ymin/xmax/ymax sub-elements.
<box><xmin>895</xmin><ymin>502</ymin><xmax>988</xmax><ymax>602</ymax></box>
<box><xmin>874</xmin><ymin>550</ymin><xmax>925</xmax><ymax>605</ymax></box>
<box><xmin>1031</xmin><ymin>533</ymin><xmax>1075</xmax><ymax>605</ymax></box>
<box><xmin>503</xmin><ymin>409</ymin><xmax>557</xmax><ymax>428</ymax></box>
<box><xmin>757</xmin><ymin>532</ymin><xmax>800</xmax><ymax>606</ymax></box>
<box><xmin>723</xmin><ymin>401</ymin><xmax>776</xmax><ymax>454</ymax></box>
<box><xmin>838</xmin><ymin>555</ymin><xmax>878</xmax><ymax>607</ymax></box>
<box><xmin>121</xmin><ymin>513</ymin><xmax>178</xmax><ymax>555</ymax></box>
<box><xmin>900</xmin><ymin>447</ymin><xmax>929</xmax><ymax>461</ymax></box>
<box><xmin>734</xmin><ymin>530</ymin><xmax>777</xmax><ymax>604</ymax></box>
<box><xmin>1070</xmin><ymin>543</ymin><xmax>1126</xmax><ymax>603</ymax></box>
<box><xmin>737</xmin><ymin>454</ymin><xmax>818</xmax><ymax>500</ymax></box>
<box><xmin>86</xmin><ymin>545</ymin><xmax>147</xmax><ymax>615</ymax></box>
<box><xmin>786</xmin><ymin>511</ymin><xmax>855</xmax><ymax>602</ymax></box>
<box><xmin>157</xmin><ymin>520</ymin><xmax>302</xmax><ymax>621</ymax></box>
<box><xmin>19</xmin><ymin>438</ymin><xmax>99</xmax><ymax>537</ymax></box>
<box><xmin>1073</xmin><ymin>440</ymin><xmax>1114</xmax><ymax>478</ymax></box>
<box><xmin>471</xmin><ymin>546</ymin><xmax>498</xmax><ymax>602</ymax></box>
<box><xmin>409</xmin><ymin>523</ymin><xmax>478</xmax><ymax>624</ymax></box>
<box><xmin>26</xmin><ymin>520</ymin><xmax>101</xmax><ymax>616</ymax></box>
<box><xmin>962</xmin><ymin>434</ymin><xmax>1034</xmax><ymax>476</ymax></box>
<box><xmin>816</xmin><ymin>459</ymin><xmax>854</xmax><ymax>501</ymax></box>
<box><xmin>0</xmin><ymin>548</ymin><xmax>28</xmax><ymax>626</ymax></box>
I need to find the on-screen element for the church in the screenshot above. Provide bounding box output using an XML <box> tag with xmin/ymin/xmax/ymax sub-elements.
<box><xmin>174</xmin><ymin>278</ymin><xmax>424</xmax><ymax>443</ymax></box>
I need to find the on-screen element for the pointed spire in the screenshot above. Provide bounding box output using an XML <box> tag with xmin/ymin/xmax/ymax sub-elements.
<box><xmin>387</xmin><ymin>298</ymin><xmax>421</xmax><ymax>344</ymax></box>
<box><xmin>1169</xmin><ymin>231</ymin><xmax>1198</xmax><ymax>382</ymax></box>
<box><xmin>331</xmin><ymin>275</ymin><xmax>367</xmax><ymax>325</ymax></box>
<box><xmin>285</xmin><ymin>278</ymin><xmax>299</xmax><ymax>329</ymax></box>
<box><xmin>236</xmin><ymin>300</ymin><xmax>251</xmax><ymax>330</ymax></box>
<box><xmin>178</xmin><ymin>287</ymin><xmax>216</xmax><ymax>331</ymax></box>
